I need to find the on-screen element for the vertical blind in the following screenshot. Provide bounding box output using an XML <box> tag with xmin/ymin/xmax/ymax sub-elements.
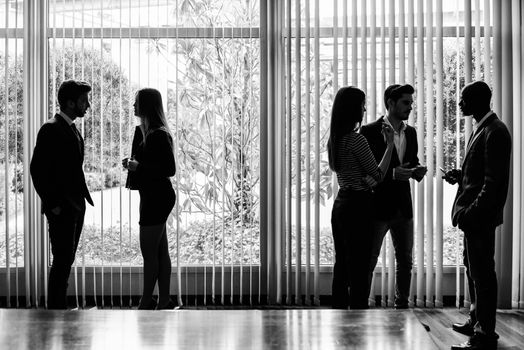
<box><xmin>0</xmin><ymin>0</ymin><xmax>24</xmax><ymax>308</ymax></box>
<box><xmin>275</xmin><ymin>0</ymin><xmax>522</xmax><ymax>308</ymax></box>
<box><xmin>1</xmin><ymin>0</ymin><xmax>523</xmax><ymax>308</ymax></box>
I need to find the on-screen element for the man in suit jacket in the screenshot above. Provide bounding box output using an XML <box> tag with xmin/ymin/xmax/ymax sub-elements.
<box><xmin>445</xmin><ymin>81</ymin><xmax>511</xmax><ymax>350</ymax></box>
<box><xmin>30</xmin><ymin>80</ymin><xmax>94</xmax><ymax>309</ymax></box>
<box><xmin>360</xmin><ymin>84</ymin><xmax>427</xmax><ymax>309</ymax></box>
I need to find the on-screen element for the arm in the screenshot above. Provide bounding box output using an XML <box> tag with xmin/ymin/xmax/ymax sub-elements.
<box><xmin>30</xmin><ymin>124</ymin><xmax>62</xmax><ymax>210</ymax></box>
<box><xmin>354</xmin><ymin>130</ymin><xmax>394</xmax><ymax>183</ymax></box>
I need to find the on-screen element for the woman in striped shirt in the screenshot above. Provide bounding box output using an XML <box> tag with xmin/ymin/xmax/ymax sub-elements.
<box><xmin>327</xmin><ymin>86</ymin><xmax>394</xmax><ymax>309</ymax></box>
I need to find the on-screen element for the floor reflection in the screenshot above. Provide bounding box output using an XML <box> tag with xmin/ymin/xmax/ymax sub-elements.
<box><xmin>0</xmin><ymin>309</ymin><xmax>437</xmax><ymax>350</ymax></box>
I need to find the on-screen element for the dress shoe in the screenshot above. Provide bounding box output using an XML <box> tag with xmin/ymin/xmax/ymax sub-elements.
<box><xmin>156</xmin><ymin>299</ymin><xmax>176</xmax><ymax>310</ymax></box>
<box><xmin>137</xmin><ymin>297</ymin><xmax>158</xmax><ymax>310</ymax></box>
<box><xmin>451</xmin><ymin>333</ymin><xmax>498</xmax><ymax>350</ymax></box>
<box><xmin>452</xmin><ymin>319</ymin><xmax>475</xmax><ymax>336</ymax></box>
<box><xmin>452</xmin><ymin>320</ymin><xmax>499</xmax><ymax>339</ymax></box>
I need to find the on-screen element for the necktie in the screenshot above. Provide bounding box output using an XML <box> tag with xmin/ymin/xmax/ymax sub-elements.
<box><xmin>71</xmin><ymin>123</ymin><xmax>84</xmax><ymax>156</ymax></box>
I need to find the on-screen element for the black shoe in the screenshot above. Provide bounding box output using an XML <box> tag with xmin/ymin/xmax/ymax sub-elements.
<box><xmin>451</xmin><ymin>333</ymin><xmax>498</xmax><ymax>350</ymax></box>
<box><xmin>137</xmin><ymin>297</ymin><xmax>158</xmax><ymax>310</ymax></box>
<box><xmin>394</xmin><ymin>303</ymin><xmax>409</xmax><ymax>309</ymax></box>
<box><xmin>156</xmin><ymin>299</ymin><xmax>176</xmax><ymax>310</ymax></box>
<box><xmin>332</xmin><ymin>305</ymin><xmax>348</xmax><ymax>310</ymax></box>
<box><xmin>452</xmin><ymin>319</ymin><xmax>475</xmax><ymax>336</ymax></box>
<box><xmin>452</xmin><ymin>320</ymin><xmax>499</xmax><ymax>340</ymax></box>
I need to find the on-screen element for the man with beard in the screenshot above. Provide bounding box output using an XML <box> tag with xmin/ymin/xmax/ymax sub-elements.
<box><xmin>30</xmin><ymin>80</ymin><xmax>94</xmax><ymax>309</ymax></box>
<box><xmin>360</xmin><ymin>84</ymin><xmax>427</xmax><ymax>308</ymax></box>
<box><xmin>445</xmin><ymin>81</ymin><xmax>511</xmax><ymax>350</ymax></box>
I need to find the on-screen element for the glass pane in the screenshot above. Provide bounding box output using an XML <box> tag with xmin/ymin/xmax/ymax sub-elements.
<box><xmin>0</xmin><ymin>35</ymin><xmax>24</xmax><ymax>270</ymax></box>
<box><xmin>48</xmin><ymin>1</ymin><xmax>261</xmax><ymax>267</ymax></box>
<box><xmin>49</xmin><ymin>0</ymin><xmax>260</xmax><ymax>29</ymax></box>
<box><xmin>287</xmin><ymin>1</ymin><xmax>490</xmax><ymax>267</ymax></box>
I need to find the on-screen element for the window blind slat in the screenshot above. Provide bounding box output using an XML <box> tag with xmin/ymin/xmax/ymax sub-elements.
<box><xmin>352</xmin><ymin>0</ymin><xmax>357</xmax><ymax>86</ymax></box>
<box><xmin>407</xmin><ymin>0</ymin><xmax>416</xmax><ymax>308</ymax></box>
<box><xmin>295</xmin><ymin>0</ymin><xmax>302</xmax><ymax>306</ymax></box>
<box><xmin>425</xmin><ymin>0</ymin><xmax>435</xmax><ymax>308</ymax></box>
<box><xmin>285</xmin><ymin>0</ymin><xmax>292</xmax><ymax>305</ymax></box>
<box><xmin>474</xmin><ymin>0</ymin><xmax>481</xmax><ymax>80</ymax></box>
<box><xmin>368</xmin><ymin>0</ymin><xmax>377</xmax><ymax>305</ymax></box>
<box><xmin>304</xmin><ymin>0</ymin><xmax>311</xmax><ymax>305</ymax></box>
<box><xmin>342</xmin><ymin>0</ymin><xmax>347</xmax><ymax>86</ymax></box>
<box><xmin>388</xmin><ymin>0</ymin><xmax>395</xmax><ymax>84</ymax></box>
<box><xmin>435</xmin><ymin>0</ymin><xmax>444</xmax><ymax>308</ymax></box>
<box><xmin>483</xmin><ymin>0</ymin><xmax>491</xmax><ymax>85</ymax></box>
<box><xmin>415</xmin><ymin>0</ymin><xmax>425</xmax><ymax>307</ymax></box>
<box><xmin>81</xmin><ymin>0</ymin><xmax>88</xmax><ymax>310</ymax></box>
<box><xmin>380</xmin><ymin>0</ymin><xmax>385</xmax><ymax>115</ymax></box>
<box><xmin>399</xmin><ymin>0</ymin><xmax>406</xmax><ymax>83</ymax></box>
<box><xmin>520</xmin><ymin>0</ymin><xmax>524</xmax><ymax>309</ymax></box>
<box><xmin>386</xmin><ymin>0</ymin><xmax>396</xmax><ymax>307</ymax></box>
<box><xmin>332</xmin><ymin>0</ymin><xmax>338</xmax><ymax>200</ymax></box>
<box><xmin>370</xmin><ymin>0</ymin><xmax>377</xmax><ymax>123</ymax></box>
<box><xmin>511</xmin><ymin>0</ymin><xmax>522</xmax><ymax>310</ymax></box>
<box><xmin>175</xmin><ymin>0</ymin><xmax>183</xmax><ymax>308</ymax></box>
<box><xmin>464</xmin><ymin>0</ymin><xmax>473</xmax><ymax>141</ymax></box>
<box><xmin>361</xmin><ymin>0</ymin><xmax>367</xmax><ymax>101</ymax></box>
<box><xmin>313</xmin><ymin>0</ymin><xmax>320</xmax><ymax>306</ymax></box>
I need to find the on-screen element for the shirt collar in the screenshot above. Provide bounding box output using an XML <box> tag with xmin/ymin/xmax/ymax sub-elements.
<box><xmin>59</xmin><ymin>111</ymin><xmax>75</xmax><ymax>126</ymax></box>
<box><xmin>384</xmin><ymin>115</ymin><xmax>406</xmax><ymax>133</ymax></box>
<box><xmin>475</xmin><ymin>110</ymin><xmax>494</xmax><ymax>130</ymax></box>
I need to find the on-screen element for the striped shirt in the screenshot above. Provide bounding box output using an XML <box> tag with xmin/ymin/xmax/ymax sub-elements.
<box><xmin>334</xmin><ymin>132</ymin><xmax>383</xmax><ymax>191</ymax></box>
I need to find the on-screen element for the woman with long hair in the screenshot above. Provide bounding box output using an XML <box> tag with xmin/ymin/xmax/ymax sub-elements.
<box><xmin>327</xmin><ymin>86</ymin><xmax>394</xmax><ymax>309</ymax></box>
<box><xmin>123</xmin><ymin>88</ymin><xmax>176</xmax><ymax>310</ymax></box>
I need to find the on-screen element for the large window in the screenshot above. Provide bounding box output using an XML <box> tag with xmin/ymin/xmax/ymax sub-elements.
<box><xmin>47</xmin><ymin>0</ymin><xmax>261</xmax><ymax>269</ymax></box>
<box><xmin>283</xmin><ymin>0</ymin><xmax>492</xmax><ymax>268</ymax></box>
<box><xmin>4</xmin><ymin>0</ymin><xmax>523</xmax><ymax>308</ymax></box>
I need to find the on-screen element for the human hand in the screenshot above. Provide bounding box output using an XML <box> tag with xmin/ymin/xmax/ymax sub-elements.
<box><xmin>122</xmin><ymin>157</ymin><xmax>130</xmax><ymax>169</ymax></box>
<box><xmin>442</xmin><ymin>168</ymin><xmax>461</xmax><ymax>185</ymax></box>
<box><xmin>381</xmin><ymin>124</ymin><xmax>394</xmax><ymax>145</ymax></box>
<box><xmin>411</xmin><ymin>165</ymin><xmax>427</xmax><ymax>181</ymax></box>
<box><xmin>394</xmin><ymin>163</ymin><xmax>413</xmax><ymax>181</ymax></box>
<box><xmin>127</xmin><ymin>158</ymin><xmax>139</xmax><ymax>172</ymax></box>
<box><xmin>51</xmin><ymin>206</ymin><xmax>62</xmax><ymax>215</ymax></box>
<box><xmin>362</xmin><ymin>175</ymin><xmax>378</xmax><ymax>189</ymax></box>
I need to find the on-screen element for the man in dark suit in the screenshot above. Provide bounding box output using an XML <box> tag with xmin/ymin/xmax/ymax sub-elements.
<box><xmin>445</xmin><ymin>81</ymin><xmax>511</xmax><ymax>350</ymax></box>
<box><xmin>360</xmin><ymin>84</ymin><xmax>427</xmax><ymax>309</ymax></box>
<box><xmin>30</xmin><ymin>80</ymin><xmax>94</xmax><ymax>309</ymax></box>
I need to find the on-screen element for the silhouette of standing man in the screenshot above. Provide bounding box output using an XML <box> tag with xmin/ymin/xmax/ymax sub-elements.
<box><xmin>360</xmin><ymin>84</ymin><xmax>427</xmax><ymax>309</ymax></box>
<box><xmin>445</xmin><ymin>81</ymin><xmax>511</xmax><ymax>350</ymax></box>
<box><xmin>30</xmin><ymin>80</ymin><xmax>94</xmax><ymax>309</ymax></box>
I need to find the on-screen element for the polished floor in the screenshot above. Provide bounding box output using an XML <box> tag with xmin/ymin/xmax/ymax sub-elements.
<box><xmin>0</xmin><ymin>308</ymin><xmax>522</xmax><ymax>349</ymax></box>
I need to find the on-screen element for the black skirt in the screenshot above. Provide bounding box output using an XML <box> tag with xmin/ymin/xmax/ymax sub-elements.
<box><xmin>139</xmin><ymin>185</ymin><xmax>176</xmax><ymax>226</ymax></box>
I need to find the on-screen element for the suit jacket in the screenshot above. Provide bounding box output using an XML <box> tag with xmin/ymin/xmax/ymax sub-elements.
<box><xmin>451</xmin><ymin>113</ymin><xmax>511</xmax><ymax>230</ymax></box>
<box><xmin>360</xmin><ymin>116</ymin><xmax>420</xmax><ymax>220</ymax></box>
<box><xmin>30</xmin><ymin>114</ymin><xmax>94</xmax><ymax>214</ymax></box>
